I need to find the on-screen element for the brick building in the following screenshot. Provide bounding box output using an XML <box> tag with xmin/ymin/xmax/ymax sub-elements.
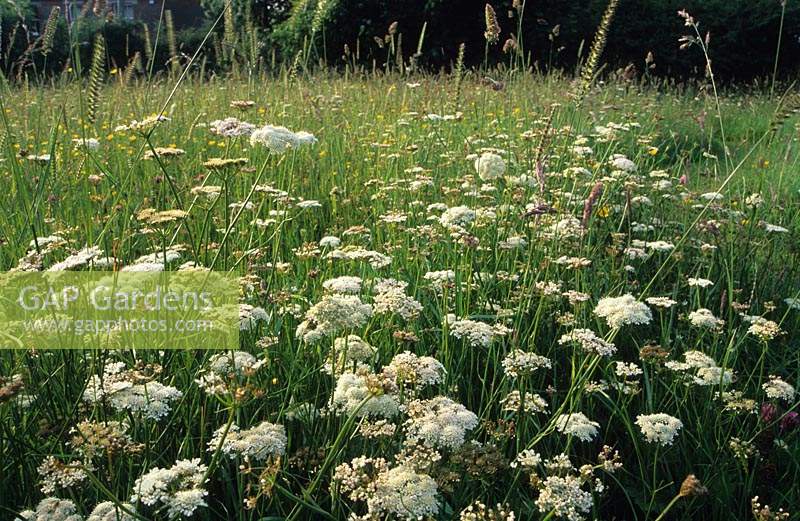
<box><xmin>30</xmin><ymin>1</ymin><xmax>205</xmax><ymax>28</ymax></box>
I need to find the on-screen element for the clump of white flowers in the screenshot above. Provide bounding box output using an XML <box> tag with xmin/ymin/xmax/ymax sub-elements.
<box><xmin>87</xmin><ymin>502</ymin><xmax>137</xmax><ymax>521</ymax></box>
<box><xmin>554</xmin><ymin>412</ymin><xmax>600</xmax><ymax>442</ymax></box>
<box><xmin>536</xmin><ymin>474</ymin><xmax>595</xmax><ymax>521</ymax></box>
<box><xmin>373</xmin><ymin>285</ymin><xmax>423</xmax><ymax>321</ymax></box>
<box><xmin>474</xmin><ymin>152</ymin><xmax>506</xmax><ymax>181</ymax></box>
<box><xmin>746</xmin><ymin>317</ymin><xmax>783</xmax><ymax>342</ymax></box>
<box><xmin>83</xmin><ymin>362</ymin><xmax>182</xmax><ymax>420</ymax></box>
<box><xmin>404</xmin><ymin>396</ymin><xmax>478</xmax><ymax>449</ymax></box>
<box><xmin>459</xmin><ymin>501</ymin><xmax>516</xmax><ymax>520</ymax></box>
<box><xmin>324</xmin><ymin>246</ymin><xmax>393</xmax><ymax>269</ymax></box>
<box><xmin>239</xmin><ymin>304</ymin><xmax>269</xmax><ymax>331</ymax></box>
<box><xmin>665</xmin><ymin>350</ymin><xmax>734</xmax><ymax>386</ymax></box>
<box><xmin>501</xmin><ymin>349</ymin><xmax>552</xmax><ymax>377</ymax></box>
<box><xmin>330</xmin><ymin>370</ymin><xmax>399</xmax><ymax>418</ymax></box>
<box><xmin>196</xmin><ymin>351</ymin><xmax>267</xmax><ymax>395</ymax></box>
<box><xmin>382</xmin><ymin>351</ymin><xmax>445</xmax><ymax>389</ymax></box>
<box><xmin>423</xmin><ymin>269</ymin><xmax>456</xmax><ymax>292</ymax></box>
<box><xmin>296</xmin><ymin>294</ymin><xmax>373</xmax><ymax>343</ymax></box>
<box><xmin>15</xmin><ymin>498</ymin><xmax>82</xmax><ymax>521</ymax></box>
<box><xmin>688</xmin><ymin>308</ymin><xmax>725</xmax><ymax>329</ymax></box>
<box><xmin>763</xmin><ymin>375</ymin><xmax>796</xmax><ymax>402</ymax></box>
<box><xmin>440</xmin><ymin>205</ymin><xmax>477</xmax><ymax>227</ymax></box>
<box><xmin>635</xmin><ymin>413</ymin><xmax>683</xmax><ymax>445</ymax></box>
<box><xmin>333</xmin><ymin>457</ymin><xmax>440</xmax><ymax>520</ymax></box>
<box><xmin>526</xmin><ymin>452</ymin><xmax>611</xmax><ymax>521</ymax></box>
<box><xmin>323</xmin><ymin>335</ymin><xmax>376</xmax><ymax>375</ymax></box>
<box><xmin>130</xmin><ymin>458</ymin><xmax>208</xmax><ymax>519</ymax></box>
<box><xmin>447</xmin><ymin>315</ymin><xmax>511</xmax><ymax>348</ymax></box>
<box><xmin>322</xmin><ymin>275</ymin><xmax>363</xmax><ymax>294</ymax></box>
<box><xmin>501</xmin><ymin>390</ymin><xmax>549</xmax><ymax>413</ymax></box>
<box><xmin>209</xmin><ymin>421</ymin><xmax>287</xmax><ymax>462</ymax></box>
<box><xmin>209</xmin><ymin>117</ymin><xmax>255</xmax><ymax>137</ymax></box>
<box><xmin>609</xmin><ymin>154</ymin><xmax>637</xmax><ymax>172</ymax></box>
<box><xmin>593</xmin><ymin>294</ymin><xmax>652</xmax><ymax>329</ymax></box>
<box><xmin>558</xmin><ymin>328</ymin><xmax>617</xmax><ymax>357</ymax></box>
<box><xmin>249</xmin><ymin>124</ymin><xmax>316</xmax><ymax>153</ymax></box>
<box><xmin>37</xmin><ymin>456</ymin><xmax>90</xmax><ymax>494</ymax></box>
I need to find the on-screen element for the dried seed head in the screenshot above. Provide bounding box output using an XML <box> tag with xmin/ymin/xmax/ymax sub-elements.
<box><xmin>679</xmin><ymin>474</ymin><xmax>708</xmax><ymax>498</ymax></box>
<box><xmin>484</xmin><ymin>4</ymin><xmax>501</xmax><ymax>44</ymax></box>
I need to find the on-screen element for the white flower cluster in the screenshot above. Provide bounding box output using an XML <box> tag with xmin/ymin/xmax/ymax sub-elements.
<box><xmin>239</xmin><ymin>304</ymin><xmax>270</xmax><ymax>331</ymax></box>
<box><xmin>87</xmin><ymin>502</ymin><xmax>137</xmax><ymax>521</ymax></box>
<box><xmin>536</xmin><ymin>475</ymin><xmax>595</xmax><ymax>521</ymax></box>
<box><xmin>382</xmin><ymin>351</ymin><xmax>445</xmax><ymax>388</ymax></box>
<box><xmin>459</xmin><ymin>501</ymin><xmax>516</xmax><ymax>520</ymax></box>
<box><xmin>665</xmin><ymin>350</ymin><xmax>734</xmax><ymax>386</ymax></box>
<box><xmin>131</xmin><ymin>458</ymin><xmax>208</xmax><ymax>519</ymax></box>
<box><xmin>746</xmin><ymin>317</ymin><xmax>782</xmax><ymax>341</ymax></box>
<box><xmin>501</xmin><ymin>390</ymin><xmax>548</xmax><ymax>413</ymax></box>
<box><xmin>324</xmin><ymin>247</ymin><xmax>393</xmax><ymax>268</ymax></box>
<box><xmin>404</xmin><ymin>396</ymin><xmax>478</xmax><ymax>449</ymax></box>
<box><xmin>83</xmin><ymin>362</ymin><xmax>182</xmax><ymax>420</ymax></box>
<box><xmin>474</xmin><ymin>152</ymin><xmax>506</xmax><ymax>181</ymax></box>
<box><xmin>447</xmin><ymin>315</ymin><xmax>510</xmax><ymax>348</ymax></box>
<box><xmin>330</xmin><ymin>371</ymin><xmax>399</xmax><ymax>418</ymax></box>
<box><xmin>209</xmin><ymin>421</ymin><xmax>287</xmax><ymax>462</ymax></box>
<box><xmin>37</xmin><ymin>456</ymin><xmax>90</xmax><ymax>494</ymax></box>
<box><xmin>369</xmin><ymin>465</ymin><xmax>440</xmax><ymax>519</ymax></box>
<box><xmin>15</xmin><ymin>498</ymin><xmax>83</xmax><ymax>521</ymax></box>
<box><xmin>196</xmin><ymin>351</ymin><xmax>267</xmax><ymax>395</ymax></box>
<box><xmin>249</xmin><ymin>124</ymin><xmax>317</xmax><ymax>153</ymax></box>
<box><xmin>423</xmin><ymin>269</ymin><xmax>456</xmax><ymax>291</ymax></box>
<box><xmin>323</xmin><ymin>335</ymin><xmax>376</xmax><ymax>375</ymax></box>
<box><xmin>763</xmin><ymin>375</ymin><xmax>796</xmax><ymax>402</ymax></box>
<box><xmin>208</xmin><ymin>117</ymin><xmax>255</xmax><ymax>137</ymax></box>
<box><xmin>593</xmin><ymin>294</ymin><xmax>652</xmax><ymax>329</ymax></box>
<box><xmin>501</xmin><ymin>349</ymin><xmax>552</xmax><ymax>377</ymax></box>
<box><xmin>558</xmin><ymin>328</ymin><xmax>617</xmax><ymax>357</ymax></box>
<box><xmin>334</xmin><ymin>457</ymin><xmax>440</xmax><ymax>520</ymax></box>
<box><xmin>440</xmin><ymin>205</ymin><xmax>477</xmax><ymax>227</ymax></box>
<box><xmin>296</xmin><ymin>294</ymin><xmax>373</xmax><ymax>343</ymax></box>
<box><xmin>688</xmin><ymin>308</ymin><xmax>724</xmax><ymax>329</ymax></box>
<box><xmin>322</xmin><ymin>275</ymin><xmax>363</xmax><ymax>294</ymax></box>
<box><xmin>373</xmin><ymin>286</ymin><xmax>423</xmax><ymax>321</ymax></box>
<box><xmin>554</xmin><ymin>412</ymin><xmax>600</xmax><ymax>442</ymax></box>
<box><xmin>635</xmin><ymin>413</ymin><xmax>683</xmax><ymax>446</ymax></box>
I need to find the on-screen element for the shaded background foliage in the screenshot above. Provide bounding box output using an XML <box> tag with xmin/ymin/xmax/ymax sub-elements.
<box><xmin>279</xmin><ymin>0</ymin><xmax>800</xmax><ymax>80</ymax></box>
<box><xmin>1</xmin><ymin>0</ymin><xmax>800</xmax><ymax>82</ymax></box>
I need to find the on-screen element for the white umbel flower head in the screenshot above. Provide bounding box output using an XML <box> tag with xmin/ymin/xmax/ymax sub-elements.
<box><xmin>404</xmin><ymin>396</ymin><xmax>479</xmax><ymax>449</ymax></box>
<box><xmin>474</xmin><ymin>152</ymin><xmax>506</xmax><ymax>181</ymax></box>
<box><xmin>83</xmin><ymin>362</ymin><xmax>182</xmax><ymax>421</ymax></box>
<box><xmin>87</xmin><ymin>502</ymin><xmax>137</xmax><ymax>521</ymax></box>
<box><xmin>15</xmin><ymin>498</ymin><xmax>82</xmax><ymax>521</ymax></box>
<box><xmin>688</xmin><ymin>308</ymin><xmax>724</xmax><ymax>329</ymax></box>
<box><xmin>369</xmin><ymin>465</ymin><xmax>440</xmax><ymax>520</ymax></box>
<box><xmin>297</xmin><ymin>294</ymin><xmax>373</xmax><ymax>343</ymax></box>
<box><xmin>209</xmin><ymin>421</ymin><xmax>287</xmax><ymax>461</ymax></box>
<box><xmin>609</xmin><ymin>154</ymin><xmax>637</xmax><ymax>172</ymax></box>
<box><xmin>330</xmin><ymin>371</ymin><xmax>399</xmax><ymax>418</ymax></box>
<box><xmin>594</xmin><ymin>294</ymin><xmax>652</xmax><ymax>329</ymax></box>
<box><xmin>250</xmin><ymin>124</ymin><xmax>317</xmax><ymax>153</ymax></box>
<box><xmin>763</xmin><ymin>375</ymin><xmax>796</xmax><ymax>402</ymax></box>
<box><xmin>554</xmin><ymin>412</ymin><xmax>600</xmax><ymax>442</ymax></box>
<box><xmin>130</xmin><ymin>458</ymin><xmax>208</xmax><ymax>519</ymax></box>
<box><xmin>635</xmin><ymin>413</ymin><xmax>683</xmax><ymax>445</ymax></box>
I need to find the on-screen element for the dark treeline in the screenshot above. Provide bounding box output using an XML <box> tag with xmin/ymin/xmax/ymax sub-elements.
<box><xmin>2</xmin><ymin>0</ymin><xmax>799</xmax><ymax>83</ymax></box>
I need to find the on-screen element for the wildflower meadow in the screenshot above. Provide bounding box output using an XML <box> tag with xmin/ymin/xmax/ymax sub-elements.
<box><xmin>0</xmin><ymin>1</ymin><xmax>799</xmax><ymax>520</ymax></box>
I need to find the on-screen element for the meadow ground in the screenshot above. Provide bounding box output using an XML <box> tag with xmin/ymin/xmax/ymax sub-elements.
<box><xmin>0</xmin><ymin>72</ymin><xmax>799</xmax><ymax>520</ymax></box>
